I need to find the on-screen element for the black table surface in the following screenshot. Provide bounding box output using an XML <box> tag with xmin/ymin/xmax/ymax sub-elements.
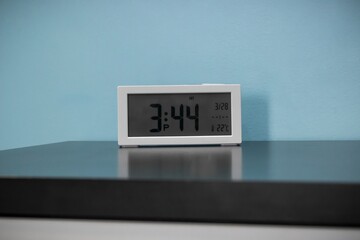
<box><xmin>0</xmin><ymin>141</ymin><xmax>359</xmax><ymax>226</ymax></box>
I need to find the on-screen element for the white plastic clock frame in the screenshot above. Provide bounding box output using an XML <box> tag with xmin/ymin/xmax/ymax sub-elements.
<box><xmin>118</xmin><ymin>84</ymin><xmax>241</xmax><ymax>147</ymax></box>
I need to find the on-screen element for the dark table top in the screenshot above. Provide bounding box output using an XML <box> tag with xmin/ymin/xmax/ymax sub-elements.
<box><xmin>0</xmin><ymin>141</ymin><xmax>360</xmax><ymax>226</ymax></box>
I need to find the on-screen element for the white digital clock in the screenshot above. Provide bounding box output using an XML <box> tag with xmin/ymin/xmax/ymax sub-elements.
<box><xmin>117</xmin><ymin>84</ymin><xmax>241</xmax><ymax>147</ymax></box>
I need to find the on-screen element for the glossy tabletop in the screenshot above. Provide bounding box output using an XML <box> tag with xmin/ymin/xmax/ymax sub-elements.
<box><xmin>1</xmin><ymin>141</ymin><xmax>360</xmax><ymax>226</ymax></box>
<box><xmin>0</xmin><ymin>141</ymin><xmax>360</xmax><ymax>183</ymax></box>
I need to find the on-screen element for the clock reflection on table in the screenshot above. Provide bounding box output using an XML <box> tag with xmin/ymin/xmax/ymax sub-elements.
<box><xmin>118</xmin><ymin>146</ymin><xmax>242</xmax><ymax>181</ymax></box>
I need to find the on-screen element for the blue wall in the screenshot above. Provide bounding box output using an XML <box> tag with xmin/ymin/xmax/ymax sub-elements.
<box><xmin>1</xmin><ymin>0</ymin><xmax>360</xmax><ymax>150</ymax></box>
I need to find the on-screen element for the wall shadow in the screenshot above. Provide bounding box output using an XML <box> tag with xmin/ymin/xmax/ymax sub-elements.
<box><xmin>242</xmin><ymin>95</ymin><xmax>269</xmax><ymax>141</ymax></box>
<box><xmin>241</xmin><ymin>95</ymin><xmax>270</xmax><ymax>180</ymax></box>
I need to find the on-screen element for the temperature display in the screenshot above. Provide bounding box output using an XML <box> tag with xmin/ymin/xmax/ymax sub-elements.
<box><xmin>128</xmin><ymin>93</ymin><xmax>231</xmax><ymax>136</ymax></box>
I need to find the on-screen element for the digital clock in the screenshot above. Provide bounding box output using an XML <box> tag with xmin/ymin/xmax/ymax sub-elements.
<box><xmin>118</xmin><ymin>84</ymin><xmax>241</xmax><ymax>147</ymax></box>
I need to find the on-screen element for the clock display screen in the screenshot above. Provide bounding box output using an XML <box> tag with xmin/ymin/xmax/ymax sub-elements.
<box><xmin>128</xmin><ymin>93</ymin><xmax>231</xmax><ymax>137</ymax></box>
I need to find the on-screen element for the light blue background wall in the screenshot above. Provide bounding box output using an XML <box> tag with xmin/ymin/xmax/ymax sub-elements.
<box><xmin>1</xmin><ymin>0</ymin><xmax>360</xmax><ymax>150</ymax></box>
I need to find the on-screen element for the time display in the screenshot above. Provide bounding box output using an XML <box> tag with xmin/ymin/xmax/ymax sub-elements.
<box><xmin>128</xmin><ymin>93</ymin><xmax>231</xmax><ymax>137</ymax></box>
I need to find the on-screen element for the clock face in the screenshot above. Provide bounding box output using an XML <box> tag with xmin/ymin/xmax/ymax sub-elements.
<box><xmin>118</xmin><ymin>84</ymin><xmax>241</xmax><ymax>147</ymax></box>
<box><xmin>127</xmin><ymin>93</ymin><xmax>231</xmax><ymax>137</ymax></box>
